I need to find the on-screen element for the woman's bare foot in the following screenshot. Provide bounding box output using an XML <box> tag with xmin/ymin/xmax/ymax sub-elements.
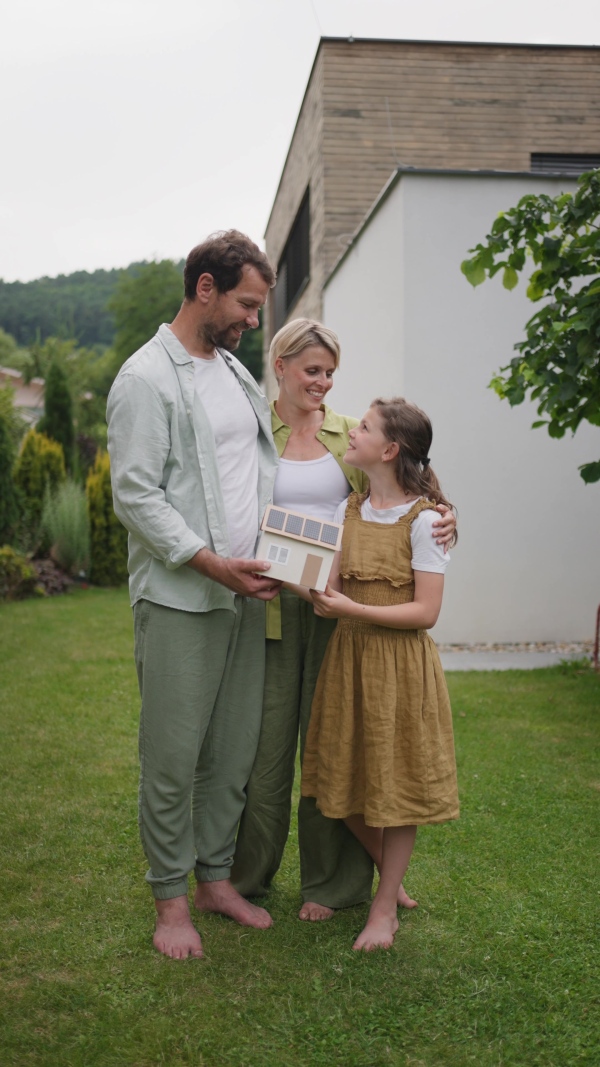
<box><xmin>154</xmin><ymin>896</ymin><xmax>204</xmax><ymax>960</ymax></box>
<box><xmin>298</xmin><ymin>901</ymin><xmax>335</xmax><ymax>922</ymax></box>
<box><xmin>194</xmin><ymin>879</ymin><xmax>273</xmax><ymax>929</ymax></box>
<box><xmin>352</xmin><ymin>910</ymin><xmax>399</xmax><ymax>952</ymax></box>
<box><xmin>398</xmin><ymin>882</ymin><xmax>418</xmax><ymax>909</ymax></box>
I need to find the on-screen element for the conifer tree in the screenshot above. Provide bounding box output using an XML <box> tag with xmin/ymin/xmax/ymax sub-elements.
<box><xmin>0</xmin><ymin>412</ymin><xmax>20</xmax><ymax>545</ymax></box>
<box><xmin>14</xmin><ymin>429</ymin><xmax>66</xmax><ymax>532</ymax></box>
<box><xmin>86</xmin><ymin>451</ymin><xmax>128</xmax><ymax>586</ymax></box>
<box><xmin>38</xmin><ymin>361</ymin><xmax>74</xmax><ymax>469</ymax></box>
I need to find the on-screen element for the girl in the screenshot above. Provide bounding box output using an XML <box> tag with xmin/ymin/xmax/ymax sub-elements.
<box><xmin>301</xmin><ymin>397</ymin><xmax>459</xmax><ymax>951</ymax></box>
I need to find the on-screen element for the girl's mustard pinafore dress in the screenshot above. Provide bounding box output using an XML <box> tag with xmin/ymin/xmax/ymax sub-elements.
<box><xmin>301</xmin><ymin>493</ymin><xmax>460</xmax><ymax>828</ymax></box>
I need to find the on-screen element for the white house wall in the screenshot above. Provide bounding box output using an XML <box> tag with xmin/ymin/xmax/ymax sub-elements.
<box><xmin>323</xmin><ymin>172</ymin><xmax>600</xmax><ymax>644</ymax></box>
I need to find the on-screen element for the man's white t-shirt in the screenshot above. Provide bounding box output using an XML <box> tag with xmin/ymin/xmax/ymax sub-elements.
<box><xmin>334</xmin><ymin>496</ymin><xmax>449</xmax><ymax>574</ymax></box>
<box><xmin>193</xmin><ymin>353</ymin><xmax>259</xmax><ymax>559</ymax></box>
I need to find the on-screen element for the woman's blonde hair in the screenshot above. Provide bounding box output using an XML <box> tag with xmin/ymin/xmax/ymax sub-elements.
<box><xmin>269</xmin><ymin>318</ymin><xmax>341</xmax><ymax>372</ymax></box>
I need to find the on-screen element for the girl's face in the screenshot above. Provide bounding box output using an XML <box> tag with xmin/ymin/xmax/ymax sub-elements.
<box><xmin>275</xmin><ymin>345</ymin><xmax>336</xmax><ymax>412</ymax></box>
<box><xmin>345</xmin><ymin>407</ymin><xmax>396</xmax><ymax>470</ymax></box>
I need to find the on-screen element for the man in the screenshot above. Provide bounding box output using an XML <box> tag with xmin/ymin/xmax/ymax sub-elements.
<box><xmin>107</xmin><ymin>230</ymin><xmax>280</xmax><ymax>960</ymax></box>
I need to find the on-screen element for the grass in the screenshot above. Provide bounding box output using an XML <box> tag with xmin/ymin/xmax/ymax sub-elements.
<box><xmin>0</xmin><ymin>588</ymin><xmax>599</xmax><ymax>1067</ymax></box>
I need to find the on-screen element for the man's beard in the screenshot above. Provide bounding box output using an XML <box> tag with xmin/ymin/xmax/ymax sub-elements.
<box><xmin>200</xmin><ymin>320</ymin><xmax>245</xmax><ymax>351</ymax></box>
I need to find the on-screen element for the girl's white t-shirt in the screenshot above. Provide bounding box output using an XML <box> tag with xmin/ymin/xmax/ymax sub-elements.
<box><xmin>333</xmin><ymin>496</ymin><xmax>450</xmax><ymax>574</ymax></box>
<box><xmin>193</xmin><ymin>353</ymin><xmax>259</xmax><ymax>559</ymax></box>
<box><xmin>273</xmin><ymin>452</ymin><xmax>351</xmax><ymax>521</ymax></box>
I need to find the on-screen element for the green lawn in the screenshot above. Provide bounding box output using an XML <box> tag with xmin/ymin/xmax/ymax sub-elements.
<box><xmin>1</xmin><ymin>588</ymin><xmax>598</xmax><ymax>1067</ymax></box>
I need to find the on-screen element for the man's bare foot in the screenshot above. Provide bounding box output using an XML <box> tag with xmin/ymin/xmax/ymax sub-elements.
<box><xmin>352</xmin><ymin>910</ymin><xmax>399</xmax><ymax>952</ymax></box>
<box><xmin>298</xmin><ymin>901</ymin><xmax>335</xmax><ymax>922</ymax></box>
<box><xmin>194</xmin><ymin>879</ymin><xmax>272</xmax><ymax>929</ymax></box>
<box><xmin>154</xmin><ymin>895</ymin><xmax>204</xmax><ymax>960</ymax></box>
<box><xmin>398</xmin><ymin>882</ymin><xmax>418</xmax><ymax>909</ymax></box>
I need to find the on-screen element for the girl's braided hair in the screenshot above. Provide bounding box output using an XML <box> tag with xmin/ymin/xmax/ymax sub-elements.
<box><xmin>371</xmin><ymin>397</ymin><xmax>457</xmax><ymax>546</ymax></box>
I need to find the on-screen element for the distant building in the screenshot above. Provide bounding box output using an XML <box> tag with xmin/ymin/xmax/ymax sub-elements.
<box><xmin>264</xmin><ymin>38</ymin><xmax>600</xmax><ymax>644</ymax></box>
<box><xmin>0</xmin><ymin>366</ymin><xmax>44</xmax><ymax>425</ymax></box>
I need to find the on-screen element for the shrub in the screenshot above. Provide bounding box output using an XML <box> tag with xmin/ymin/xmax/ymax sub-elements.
<box><xmin>0</xmin><ymin>545</ymin><xmax>40</xmax><ymax>600</ymax></box>
<box><xmin>0</xmin><ymin>410</ymin><xmax>20</xmax><ymax>545</ymax></box>
<box><xmin>86</xmin><ymin>451</ymin><xmax>128</xmax><ymax>586</ymax></box>
<box><xmin>42</xmin><ymin>479</ymin><xmax>90</xmax><ymax>576</ymax></box>
<box><xmin>76</xmin><ymin>432</ymin><xmax>99</xmax><ymax>477</ymax></box>
<box><xmin>32</xmin><ymin>558</ymin><xmax>72</xmax><ymax>596</ymax></box>
<box><xmin>14</xmin><ymin>430</ymin><xmax>66</xmax><ymax>518</ymax></box>
<box><xmin>13</xmin><ymin>430</ymin><xmax>66</xmax><ymax>549</ymax></box>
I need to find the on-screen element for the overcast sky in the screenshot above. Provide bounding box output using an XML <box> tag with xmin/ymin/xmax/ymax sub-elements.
<box><xmin>1</xmin><ymin>0</ymin><xmax>598</xmax><ymax>282</ymax></box>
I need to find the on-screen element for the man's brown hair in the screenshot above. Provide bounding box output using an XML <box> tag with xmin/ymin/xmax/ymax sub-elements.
<box><xmin>183</xmin><ymin>229</ymin><xmax>276</xmax><ymax>299</ymax></box>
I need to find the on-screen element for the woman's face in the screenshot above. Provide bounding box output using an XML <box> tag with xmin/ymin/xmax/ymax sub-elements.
<box><xmin>275</xmin><ymin>344</ymin><xmax>336</xmax><ymax>412</ymax></box>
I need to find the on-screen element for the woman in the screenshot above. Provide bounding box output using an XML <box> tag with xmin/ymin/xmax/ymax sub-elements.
<box><xmin>231</xmin><ymin>320</ymin><xmax>455</xmax><ymax>919</ymax></box>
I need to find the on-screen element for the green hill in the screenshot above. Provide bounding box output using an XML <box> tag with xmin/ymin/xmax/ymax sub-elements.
<box><xmin>0</xmin><ymin>263</ymin><xmax>183</xmax><ymax>348</ymax></box>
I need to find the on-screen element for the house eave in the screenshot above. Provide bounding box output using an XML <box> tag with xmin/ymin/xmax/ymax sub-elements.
<box><xmin>319</xmin><ymin>35</ymin><xmax>600</xmax><ymax>52</ymax></box>
<box><xmin>323</xmin><ymin>166</ymin><xmax>583</xmax><ymax>289</ymax></box>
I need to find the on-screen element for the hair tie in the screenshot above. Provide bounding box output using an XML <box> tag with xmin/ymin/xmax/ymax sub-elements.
<box><xmin>422</xmin><ymin>457</ymin><xmax>430</xmax><ymax>467</ymax></box>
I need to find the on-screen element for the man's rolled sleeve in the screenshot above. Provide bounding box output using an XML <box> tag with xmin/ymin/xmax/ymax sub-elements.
<box><xmin>165</xmin><ymin>530</ymin><xmax>205</xmax><ymax>570</ymax></box>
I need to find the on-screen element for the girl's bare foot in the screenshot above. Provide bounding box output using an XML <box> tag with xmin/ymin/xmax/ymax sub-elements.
<box><xmin>194</xmin><ymin>879</ymin><xmax>273</xmax><ymax>929</ymax></box>
<box><xmin>398</xmin><ymin>882</ymin><xmax>418</xmax><ymax>909</ymax></box>
<box><xmin>298</xmin><ymin>901</ymin><xmax>335</xmax><ymax>921</ymax></box>
<box><xmin>352</xmin><ymin>911</ymin><xmax>399</xmax><ymax>952</ymax></box>
<box><xmin>154</xmin><ymin>896</ymin><xmax>204</xmax><ymax>959</ymax></box>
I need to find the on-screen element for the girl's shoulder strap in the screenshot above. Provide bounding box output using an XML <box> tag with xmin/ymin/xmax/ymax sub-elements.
<box><xmin>396</xmin><ymin>498</ymin><xmax>437</xmax><ymax>526</ymax></box>
<box><xmin>344</xmin><ymin>491</ymin><xmax>366</xmax><ymax>518</ymax></box>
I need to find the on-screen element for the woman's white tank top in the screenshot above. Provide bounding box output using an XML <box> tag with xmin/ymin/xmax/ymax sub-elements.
<box><xmin>273</xmin><ymin>452</ymin><xmax>350</xmax><ymax>521</ymax></box>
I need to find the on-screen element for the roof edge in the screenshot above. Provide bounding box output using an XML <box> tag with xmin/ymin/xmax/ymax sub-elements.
<box><xmin>319</xmin><ymin>35</ymin><xmax>600</xmax><ymax>51</ymax></box>
<box><xmin>324</xmin><ymin>166</ymin><xmax>582</xmax><ymax>288</ymax></box>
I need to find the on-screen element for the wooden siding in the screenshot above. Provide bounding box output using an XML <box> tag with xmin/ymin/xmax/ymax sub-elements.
<box><xmin>263</xmin><ymin>49</ymin><xmax>325</xmax><ymax>391</ymax></box>
<box><xmin>264</xmin><ymin>39</ymin><xmax>600</xmax><ymax>381</ymax></box>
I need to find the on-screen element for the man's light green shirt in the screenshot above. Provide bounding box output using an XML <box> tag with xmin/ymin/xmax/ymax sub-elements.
<box><xmin>107</xmin><ymin>324</ymin><xmax>278</xmax><ymax>613</ymax></box>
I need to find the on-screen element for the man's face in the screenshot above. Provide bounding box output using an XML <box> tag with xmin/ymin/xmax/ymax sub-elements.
<box><xmin>201</xmin><ymin>265</ymin><xmax>270</xmax><ymax>351</ymax></box>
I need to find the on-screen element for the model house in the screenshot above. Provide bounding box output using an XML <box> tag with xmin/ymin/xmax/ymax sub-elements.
<box><xmin>256</xmin><ymin>505</ymin><xmax>343</xmax><ymax>590</ymax></box>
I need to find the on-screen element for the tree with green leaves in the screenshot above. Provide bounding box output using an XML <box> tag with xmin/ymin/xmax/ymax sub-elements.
<box><xmin>109</xmin><ymin>260</ymin><xmax>183</xmax><ymax>369</ymax></box>
<box><xmin>37</xmin><ymin>360</ymin><xmax>75</xmax><ymax>469</ymax></box>
<box><xmin>0</xmin><ymin>327</ymin><xmax>22</xmax><ymax>367</ymax></box>
<box><xmin>461</xmin><ymin>169</ymin><xmax>600</xmax><ymax>484</ymax></box>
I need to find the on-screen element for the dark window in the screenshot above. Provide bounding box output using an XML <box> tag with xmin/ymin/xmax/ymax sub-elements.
<box><xmin>273</xmin><ymin>190</ymin><xmax>310</xmax><ymax>332</ymax></box>
<box><xmin>531</xmin><ymin>153</ymin><xmax>600</xmax><ymax>176</ymax></box>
